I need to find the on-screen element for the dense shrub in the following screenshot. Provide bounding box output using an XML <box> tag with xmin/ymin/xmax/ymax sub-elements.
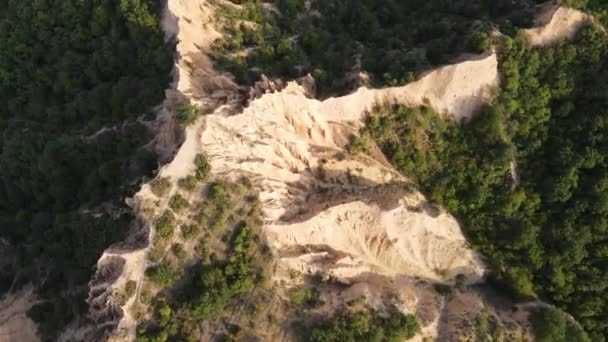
<box><xmin>531</xmin><ymin>307</ymin><xmax>590</xmax><ymax>342</ymax></box>
<box><xmin>146</xmin><ymin>263</ymin><xmax>180</xmax><ymax>288</ymax></box>
<box><xmin>310</xmin><ymin>311</ymin><xmax>419</xmax><ymax>342</ymax></box>
<box><xmin>290</xmin><ymin>287</ymin><xmax>313</xmax><ymax>306</ymax></box>
<box><xmin>138</xmin><ymin>223</ymin><xmax>263</xmax><ymax>340</ymax></box>
<box><xmin>150</xmin><ymin>177</ymin><xmax>172</xmax><ymax>197</ymax></box>
<box><xmin>181</xmin><ymin>224</ymin><xmax>199</xmax><ymax>241</ymax></box>
<box><xmin>366</xmin><ymin>25</ymin><xmax>608</xmax><ymax>339</ymax></box>
<box><xmin>467</xmin><ymin>31</ymin><xmax>492</xmax><ymax>54</ymax></box>
<box><xmin>212</xmin><ymin>0</ymin><xmax>540</xmax><ymax>95</ymax></box>
<box><xmin>178</xmin><ymin>175</ymin><xmax>199</xmax><ymax>191</ymax></box>
<box><xmin>155</xmin><ymin>211</ymin><xmax>176</xmax><ymax>239</ymax></box>
<box><xmin>194</xmin><ymin>153</ymin><xmax>211</xmax><ymax>181</ymax></box>
<box><xmin>0</xmin><ymin>0</ymin><xmax>172</xmax><ymax>337</ymax></box>
<box><xmin>346</xmin><ymin>135</ymin><xmax>368</xmax><ymax>154</ymax></box>
<box><xmin>169</xmin><ymin>194</ymin><xmax>189</xmax><ymax>212</ymax></box>
<box><xmin>176</xmin><ymin>102</ymin><xmax>199</xmax><ymax>126</ymax></box>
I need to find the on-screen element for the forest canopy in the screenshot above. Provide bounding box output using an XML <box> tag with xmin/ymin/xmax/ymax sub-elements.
<box><xmin>361</xmin><ymin>23</ymin><xmax>608</xmax><ymax>340</ymax></box>
<box><xmin>0</xmin><ymin>0</ymin><xmax>172</xmax><ymax>339</ymax></box>
<box><xmin>213</xmin><ymin>0</ymin><xmax>541</xmax><ymax>95</ymax></box>
<box><xmin>2</xmin><ymin>0</ymin><xmax>608</xmax><ymax>340</ymax></box>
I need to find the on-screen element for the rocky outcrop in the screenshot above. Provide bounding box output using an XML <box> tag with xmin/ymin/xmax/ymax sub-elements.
<box><xmin>81</xmin><ymin>1</ymin><xmax>594</xmax><ymax>341</ymax></box>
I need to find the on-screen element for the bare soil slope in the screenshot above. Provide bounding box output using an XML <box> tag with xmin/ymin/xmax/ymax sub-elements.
<box><xmin>0</xmin><ymin>287</ymin><xmax>39</xmax><ymax>342</ymax></box>
<box><xmin>525</xmin><ymin>5</ymin><xmax>590</xmax><ymax>46</ymax></box>
<box><xmin>82</xmin><ymin>2</ymin><xmax>594</xmax><ymax>341</ymax></box>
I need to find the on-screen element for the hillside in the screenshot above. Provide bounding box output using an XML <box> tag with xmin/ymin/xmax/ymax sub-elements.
<box><xmin>98</xmin><ymin>1</ymin><xmax>602</xmax><ymax>341</ymax></box>
<box><xmin>0</xmin><ymin>1</ymin><xmax>607</xmax><ymax>341</ymax></box>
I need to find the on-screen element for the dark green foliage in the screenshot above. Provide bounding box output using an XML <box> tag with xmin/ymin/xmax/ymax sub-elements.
<box><xmin>309</xmin><ymin>311</ymin><xmax>419</xmax><ymax>342</ymax></box>
<box><xmin>138</xmin><ymin>223</ymin><xmax>263</xmax><ymax>340</ymax></box>
<box><xmin>366</xmin><ymin>25</ymin><xmax>608</xmax><ymax>339</ymax></box>
<box><xmin>178</xmin><ymin>175</ymin><xmax>199</xmax><ymax>191</ymax></box>
<box><xmin>169</xmin><ymin>194</ymin><xmax>188</xmax><ymax>212</ymax></box>
<box><xmin>137</xmin><ymin>182</ymin><xmax>265</xmax><ymax>340</ymax></box>
<box><xmin>194</xmin><ymin>153</ymin><xmax>211</xmax><ymax>181</ymax></box>
<box><xmin>531</xmin><ymin>307</ymin><xmax>565</xmax><ymax>342</ymax></box>
<box><xmin>290</xmin><ymin>287</ymin><xmax>313</xmax><ymax>306</ymax></box>
<box><xmin>26</xmin><ymin>213</ymin><xmax>133</xmax><ymax>338</ymax></box>
<box><xmin>181</xmin><ymin>224</ymin><xmax>199</xmax><ymax>241</ymax></box>
<box><xmin>346</xmin><ymin>135</ymin><xmax>368</xmax><ymax>154</ymax></box>
<box><xmin>175</xmin><ymin>102</ymin><xmax>199</xmax><ymax>126</ymax></box>
<box><xmin>566</xmin><ymin>0</ymin><xmax>608</xmax><ymax>27</ymax></box>
<box><xmin>0</xmin><ymin>0</ymin><xmax>172</xmax><ymax>337</ymax></box>
<box><xmin>187</xmin><ymin>225</ymin><xmax>259</xmax><ymax>319</ymax></box>
<box><xmin>213</xmin><ymin>0</ymin><xmax>541</xmax><ymax>95</ymax></box>
<box><xmin>155</xmin><ymin>211</ymin><xmax>176</xmax><ymax>240</ymax></box>
<box><xmin>383</xmin><ymin>313</ymin><xmax>420</xmax><ymax>342</ymax></box>
<box><xmin>467</xmin><ymin>31</ymin><xmax>492</xmax><ymax>54</ymax></box>
<box><xmin>136</xmin><ymin>303</ymin><xmax>177</xmax><ymax>342</ymax></box>
<box><xmin>205</xmin><ymin>181</ymin><xmax>235</xmax><ymax>229</ymax></box>
<box><xmin>496</xmin><ymin>27</ymin><xmax>608</xmax><ymax>339</ymax></box>
<box><xmin>531</xmin><ymin>307</ymin><xmax>590</xmax><ymax>342</ymax></box>
<box><xmin>146</xmin><ymin>262</ymin><xmax>180</xmax><ymax>288</ymax></box>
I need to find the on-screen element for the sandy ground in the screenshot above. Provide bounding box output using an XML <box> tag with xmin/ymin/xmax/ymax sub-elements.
<box><xmin>101</xmin><ymin>2</ymin><xmax>229</xmax><ymax>339</ymax></box>
<box><xmin>321</xmin><ymin>52</ymin><xmax>498</xmax><ymax>123</ymax></box>
<box><xmin>198</xmin><ymin>53</ymin><xmax>497</xmax><ymax>285</ymax></box>
<box><xmin>525</xmin><ymin>6</ymin><xmax>590</xmax><ymax>47</ymax></box>
<box><xmin>267</xmin><ymin>200</ymin><xmax>484</xmax><ymax>282</ymax></box>
<box><xmin>83</xmin><ymin>2</ymin><xmax>595</xmax><ymax>341</ymax></box>
<box><xmin>0</xmin><ymin>287</ymin><xmax>40</xmax><ymax>342</ymax></box>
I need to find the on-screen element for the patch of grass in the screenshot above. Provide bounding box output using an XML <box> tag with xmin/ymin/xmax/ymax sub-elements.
<box><xmin>130</xmin><ymin>302</ymin><xmax>144</xmax><ymax>321</ymax></box>
<box><xmin>475</xmin><ymin>308</ymin><xmax>490</xmax><ymax>341</ymax></box>
<box><xmin>139</xmin><ymin>288</ymin><xmax>152</xmax><ymax>305</ymax></box>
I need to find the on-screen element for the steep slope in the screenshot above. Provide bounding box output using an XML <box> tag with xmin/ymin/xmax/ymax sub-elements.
<box><xmin>0</xmin><ymin>287</ymin><xmax>39</xmax><ymax>342</ymax></box>
<box><xmin>198</xmin><ymin>57</ymin><xmax>498</xmax><ymax>283</ymax></box>
<box><xmin>525</xmin><ymin>5</ymin><xmax>591</xmax><ymax>46</ymax></box>
<box><xmin>80</xmin><ymin>2</ymin><xmax>594</xmax><ymax>342</ymax></box>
